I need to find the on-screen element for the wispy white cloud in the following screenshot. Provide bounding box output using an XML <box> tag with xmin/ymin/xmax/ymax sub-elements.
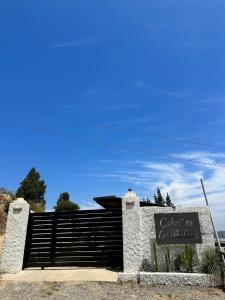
<box><xmin>168</xmin><ymin>134</ymin><xmax>203</xmax><ymax>142</ymax></box>
<box><xmin>59</xmin><ymin>104</ymin><xmax>83</xmax><ymax>109</ymax></box>
<box><xmin>198</xmin><ymin>119</ymin><xmax>225</xmax><ymax>128</ymax></box>
<box><xmin>134</xmin><ymin>80</ymin><xmax>191</xmax><ymax>99</ymax></box>
<box><xmin>60</xmin><ymin>101</ymin><xmax>141</xmax><ymax>112</ymax></box>
<box><xmin>100</xmin><ymin>103</ymin><xmax>141</xmax><ymax>111</ymax></box>
<box><xmin>79</xmin><ymin>199</ymin><xmax>100</xmax><ymax>210</ymax></box>
<box><xmin>79</xmin><ymin>151</ymin><xmax>225</xmax><ymax>229</ymax></box>
<box><xmin>188</xmin><ymin>108</ymin><xmax>211</xmax><ymax>116</ymax></box>
<box><xmin>50</xmin><ymin>37</ymin><xmax>99</xmax><ymax>48</ymax></box>
<box><xmin>201</xmin><ymin>96</ymin><xmax>225</xmax><ymax>104</ymax></box>
<box><xmin>108</xmin><ymin>117</ymin><xmax>154</xmax><ymax>126</ymax></box>
<box><xmin>163</xmin><ymin>90</ymin><xmax>192</xmax><ymax>98</ymax></box>
<box><xmin>85</xmin><ymin>89</ymin><xmax>97</xmax><ymax>96</ymax></box>
<box><xmin>97</xmin><ymin>159</ymin><xmax>122</xmax><ymax>163</ymax></box>
<box><xmin>0</xmin><ymin>80</ymin><xmax>52</xmax><ymax>86</ymax></box>
<box><xmin>173</xmin><ymin>151</ymin><xmax>225</xmax><ymax>162</ymax></box>
<box><xmin>178</xmin><ymin>40</ymin><xmax>211</xmax><ymax>48</ymax></box>
<box><xmin>134</xmin><ymin>80</ymin><xmax>155</xmax><ymax>92</ymax></box>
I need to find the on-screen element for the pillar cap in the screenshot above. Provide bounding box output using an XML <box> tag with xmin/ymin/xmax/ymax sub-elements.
<box><xmin>123</xmin><ymin>189</ymin><xmax>137</xmax><ymax>198</ymax></box>
<box><xmin>14</xmin><ymin>197</ymin><xmax>26</xmax><ymax>203</ymax></box>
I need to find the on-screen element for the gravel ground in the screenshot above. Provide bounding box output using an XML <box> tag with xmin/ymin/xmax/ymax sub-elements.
<box><xmin>0</xmin><ymin>236</ymin><xmax>224</xmax><ymax>300</ymax></box>
<box><xmin>0</xmin><ymin>281</ymin><xmax>224</xmax><ymax>300</ymax></box>
<box><xmin>0</xmin><ymin>235</ymin><xmax>224</xmax><ymax>299</ymax></box>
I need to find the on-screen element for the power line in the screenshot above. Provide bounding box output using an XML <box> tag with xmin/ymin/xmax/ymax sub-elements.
<box><xmin>138</xmin><ymin>132</ymin><xmax>225</xmax><ymax>151</ymax></box>
<box><xmin>1</xmin><ymin>100</ymin><xmax>225</xmax><ymax>151</ymax></box>
<box><xmin>1</xmin><ymin>116</ymin><xmax>225</xmax><ymax>168</ymax></box>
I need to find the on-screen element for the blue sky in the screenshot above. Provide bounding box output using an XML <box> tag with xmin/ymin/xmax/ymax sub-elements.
<box><xmin>0</xmin><ymin>1</ymin><xmax>225</xmax><ymax>229</ymax></box>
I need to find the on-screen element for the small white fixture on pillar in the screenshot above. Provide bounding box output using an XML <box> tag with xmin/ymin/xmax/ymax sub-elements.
<box><xmin>1</xmin><ymin>198</ymin><xmax>30</xmax><ymax>274</ymax></box>
<box><xmin>122</xmin><ymin>188</ymin><xmax>142</xmax><ymax>273</ymax></box>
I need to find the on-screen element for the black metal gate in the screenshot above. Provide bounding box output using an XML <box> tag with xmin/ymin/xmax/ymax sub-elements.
<box><xmin>23</xmin><ymin>208</ymin><xmax>123</xmax><ymax>269</ymax></box>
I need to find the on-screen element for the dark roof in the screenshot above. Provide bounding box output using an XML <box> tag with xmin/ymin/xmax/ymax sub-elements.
<box><xmin>93</xmin><ymin>196</ymin><xmax>122</xmax><ymax>208</ymax></box>
<box><xmin>94</xmin><ymin>195</ymin><xmax>164</xmax><ymax>209</ymax></box>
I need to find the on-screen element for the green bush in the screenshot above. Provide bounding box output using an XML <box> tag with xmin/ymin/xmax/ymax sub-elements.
<box><xmin>54</xmin><ymin>192</ymin><xmax>80</xmax><ymax>212</ymax></box>
<box><xmin>29</xmin><ymin>201</ymin><xmax>45</xmax><ymax>213</ymax></box>
<box><xmin>201</xmin><ymin>248</ymin><xmax>220</xmax><ymax>273</ymax></box>
<box><xmin>55</xmin><ymin>200</ymin><xmax>80</xmax><ymax>212</ymax></box>
<box><xmin>201</xmin><ymin>248</ymin><xmax>224</xmax><ymax>274</ymax></box>
<box><xmin>180</xmin><ymin>244</ymin><xmax>196</xmax><ymax>273</ymax></box>
<box><xmin>201</xmin><ymin>248</ymin><xmax>225</xmax><ymax>287</ymax></box>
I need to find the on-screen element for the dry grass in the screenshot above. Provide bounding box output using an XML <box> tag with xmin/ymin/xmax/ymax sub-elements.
<box><xmin>0</xmin><ymin>210</ymin><xmax>6</xmax><ymax>236</ymax></box>
<box><xmin>0</xmin><ymin>192</ymin><xmax>13</xmax><ymax>235</ymax></box>
<box><xmin>0</xmin><ymin>234</ymin><xmax>4</xmax><ymax>264</ymax></box>
<box><xmin>39</xmin><ymin>282</ymin><xmax>60</xmax><ymax>298</ymax></box>
<box><xmin>0</xmin><ymin>235</ymin><xmax>4</xmax><ymax>254</ymax></box>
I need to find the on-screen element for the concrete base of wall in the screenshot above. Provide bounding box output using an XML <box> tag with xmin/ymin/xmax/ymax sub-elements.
<box><xmin>119</xmin><ymin>272</ymin><xmax>217</xmax><ymax>287</ymax></box>
<box><xmin>118</xmin><ymin>272</ymin><xmax>139</xmax><ymax>283</ymax></box>
<box><xmin>140</xmin><ymin>272</ymin><xmax>212</xmax><ymax>286</ymax></box>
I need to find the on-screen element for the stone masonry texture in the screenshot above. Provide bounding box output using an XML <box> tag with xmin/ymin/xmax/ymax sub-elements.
<box><xmin>122</xmin><ymin>190</ymin><xmax>142</xmax><ymax>272</ymax></box>
<box><xmin>140</xmin><ymin>206</ymin><xmax>215</xmax><ymax>272</ymax></box>
<box><xmin>1</xmin><ymin>198</ymin><xmax>30</xmax><ymax>274</ymax></box>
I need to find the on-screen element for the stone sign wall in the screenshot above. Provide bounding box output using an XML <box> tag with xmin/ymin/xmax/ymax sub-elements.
<box><xmin>141</xmin><ymin>206</ymin><xmax>215</xmax><ymax>272</ymax></box>
<box><xmin>122</xmin><ymin>190</ymin><xmax>215</xmax><ymax>274</ymax></box>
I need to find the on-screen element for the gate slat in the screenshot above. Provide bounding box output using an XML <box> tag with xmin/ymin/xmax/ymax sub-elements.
<box><xmin>25</xmin><ymin>261</ymin><xmax>122</xmax><ymax>268</ymax></box>
<box><xmin>29</xmin><ymin>250</ymin><xmax>122</xmax><ymax>258</ymax></box>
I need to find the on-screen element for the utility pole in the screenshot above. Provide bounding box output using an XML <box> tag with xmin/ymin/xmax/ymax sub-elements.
<box><xmin>200</xmin><ymin>178</ymin><xmax>225</xmax><ymax>265</ymax></box>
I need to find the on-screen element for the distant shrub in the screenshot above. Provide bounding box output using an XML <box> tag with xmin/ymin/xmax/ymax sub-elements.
<box><xmin>55</xmin><ymin>200</ymin><xmax>80</xmax><ymax>212</ymax></box>
<box><xmin>29</xmin><ymin>201</ymin><xmax>45</xmax><ymax>213</ymax></box>
<box><xmin>54</xmin><ymin>192</ymin><xmax>80</xmax><ymax>212</ymax></box>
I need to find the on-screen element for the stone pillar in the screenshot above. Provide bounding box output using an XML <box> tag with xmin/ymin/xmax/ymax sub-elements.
<box><xmin>122</xmin><ymin>189</ymin><xmax>142</xmax><ymax>272</ymax></box>
<box><xmin>1</xmin><ymin>198</ymin><xmax>30</xmax><ymax>274</ymax></box>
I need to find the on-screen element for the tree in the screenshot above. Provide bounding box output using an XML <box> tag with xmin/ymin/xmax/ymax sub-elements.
<box><xmin>154</xmin><ymin>188</ymin><xmax>165</xmax><ymax>206</ymax></box>
<box><xmin>54</xmin><ymin>192</ymin><xmax>80</xmax><ymax>212</ymax></box>
<box><xmin>16</xmin><ymin>167</ymin><xmax>46</xmax><ymax>212</ymax></box>
<box><xmin>142</xmin><ymin>196</ymin><xmax>151</xmax><ymax>204</ymax></box>
<box><xmin>166</xmin><ymin>193</ymin><xmax>174</xmax><ymax>207</ymax></box>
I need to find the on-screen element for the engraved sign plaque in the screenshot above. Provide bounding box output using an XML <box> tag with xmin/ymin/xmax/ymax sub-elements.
<box><xmin>154</xmin><ymin>212</ymin><xmax>202</xmax><ymax>244</ymax></box>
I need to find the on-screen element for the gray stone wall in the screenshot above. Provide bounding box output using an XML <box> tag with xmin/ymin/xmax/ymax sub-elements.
<box><xmin>140</xmin><ymin>206</ymin><xmax>215</xmax><ymax>272</ymax></box>
<box><xmin>121</xmin><ymin>190</ymin><xmax>215</xmax><ymax>274</ymax></box>
<box><xmin>1</xmin><ymin>198</ymin><xmax>30</xmax><ymax>274</ymax></box>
